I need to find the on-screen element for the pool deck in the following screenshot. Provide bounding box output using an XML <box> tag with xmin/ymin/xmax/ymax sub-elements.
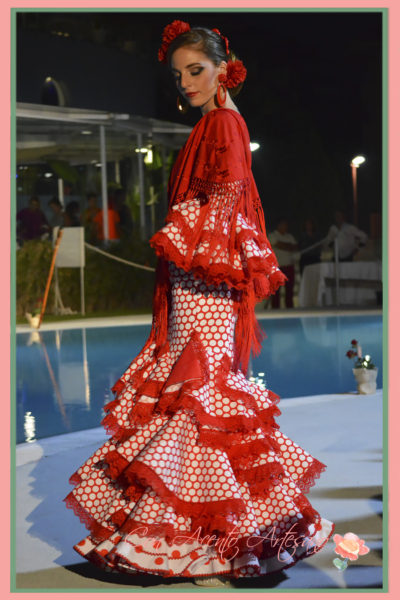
<box><xmin>15</xmin><ymin>388</ymin><xmax>384</xmax><ymax>591</ymax></box>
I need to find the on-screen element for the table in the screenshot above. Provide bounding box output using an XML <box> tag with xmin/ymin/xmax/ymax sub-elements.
<box><xmin>298</xmin><ymin>261</ymin><xmax>382</xmax><ymax>307</ymax></box>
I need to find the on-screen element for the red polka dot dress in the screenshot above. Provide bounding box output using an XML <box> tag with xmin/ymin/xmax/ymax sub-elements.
<box><xmin>63</xmin><ymin>108</ymin><xmax>335</xmax><ymax>580</ymax></box>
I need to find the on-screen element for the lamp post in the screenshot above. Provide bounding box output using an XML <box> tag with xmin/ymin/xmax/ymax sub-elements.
<box><xmin>350</xmin><ymin>155</ymin><xmax>366</xmax><ymax>226</ymax></box>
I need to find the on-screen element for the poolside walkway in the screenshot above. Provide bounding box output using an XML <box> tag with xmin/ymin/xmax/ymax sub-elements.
<box><xmin>15</xmin><ymin>389</ymin><xmax>384</xmax><ymax>591</ymax></box>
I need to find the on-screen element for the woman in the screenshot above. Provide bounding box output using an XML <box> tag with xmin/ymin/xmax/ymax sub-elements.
<box><xmin>64</xmin><ymin>21</ymin><xmax>335</xmax><ymax>586</ymax></box>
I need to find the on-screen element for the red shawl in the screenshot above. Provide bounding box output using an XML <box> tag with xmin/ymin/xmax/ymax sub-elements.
<box><xmin>148</xmin><ymin>107</ymin><xmax>287</xmax><ymax>374</ymax></box>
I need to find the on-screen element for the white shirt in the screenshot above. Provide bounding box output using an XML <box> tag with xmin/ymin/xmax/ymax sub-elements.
<box><xmin>268</xmin><ymin>230</ymin><xmax>297</xmax><ymax>266</ymax></box>
<box><xmin>325</xmin><ymin>223</ymin><xmax>368</xmax><ymax>259</ymax></box>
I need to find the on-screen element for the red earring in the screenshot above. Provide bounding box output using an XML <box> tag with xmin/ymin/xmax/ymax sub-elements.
<box><xmin>216</xmin><ymin>82</ymin><xmax>227</xmax><ymax>106</ymax></box>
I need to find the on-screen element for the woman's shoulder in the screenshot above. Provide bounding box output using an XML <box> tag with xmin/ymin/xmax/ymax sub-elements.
<box><xmin>203</xmin><ymin>107</ymin><xmax>245</xmax><ymax>127</ymax></box>
<box><xmin>200</xmin><ymin>108</ymin><xmax>248</xmax><ymax>145</ymax></box>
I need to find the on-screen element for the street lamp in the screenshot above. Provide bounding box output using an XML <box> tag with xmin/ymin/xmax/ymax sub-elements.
<box><xmin>350</xmin><ymin>155</ymin><xmax>366</xmax><ymax>226</ymax></box>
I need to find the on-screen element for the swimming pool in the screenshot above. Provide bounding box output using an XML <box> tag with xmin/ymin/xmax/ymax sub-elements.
<box><xmin>16</xmin><ymin>314</ymin><xmax>382</xmax><ymax>444</ymax></box>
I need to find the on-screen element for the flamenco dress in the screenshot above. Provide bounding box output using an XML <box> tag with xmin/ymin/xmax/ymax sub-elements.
<box><xmin>63</xmin><ymin>108</ymin><xmax>335</xmax><ymax>580</ymax></box>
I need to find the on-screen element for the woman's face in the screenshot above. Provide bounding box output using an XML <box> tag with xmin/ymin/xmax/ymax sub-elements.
<box><xmin>170</xmin><ymin>45</ymin><xmax>226</xmax><ymax>114</ymax></box>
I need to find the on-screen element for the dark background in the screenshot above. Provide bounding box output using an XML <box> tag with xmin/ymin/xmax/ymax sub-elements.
<box><xmin>16</xmin><ymin>10</ymin><xmax>382</xmax><ymax>238</ymax></box>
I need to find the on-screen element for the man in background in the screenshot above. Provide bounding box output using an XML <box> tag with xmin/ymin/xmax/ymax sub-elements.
<box><xmin>324</xmin><ymin>210</ymin><xmax>368</xmax><ymax>261</ymax></box>
<box><xmin>269</xmin><ymin>217</ymin><xmax>298</xmax><ymax>308</ymax></box>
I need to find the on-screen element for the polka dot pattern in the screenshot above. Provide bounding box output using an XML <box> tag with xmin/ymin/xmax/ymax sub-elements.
<box><xmin>156</xmin><ymin>197</ymin><xmax>274</xmax><ymax>274</ymax></box>
<box><xmin>65</xmin><ymin>255</ymin><xmax>333</xmax><ymax>579</ymax></box>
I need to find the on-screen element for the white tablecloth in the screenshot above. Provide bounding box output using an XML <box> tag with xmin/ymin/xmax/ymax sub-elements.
<box><xmin>298</xmin><ymin>261</ymin><xmax>382</xmax><ymax>307</ymax></box>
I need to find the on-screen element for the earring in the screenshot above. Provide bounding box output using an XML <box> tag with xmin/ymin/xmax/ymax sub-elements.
<box><xmin>215</xmin><ymin>82</ymin><xmax>227</xmax><ymax>107</ymax></box>
<box><xmin>177</xmin><ymin>96</ymin><xmax>189</xmax><ymax>114</ymax></box>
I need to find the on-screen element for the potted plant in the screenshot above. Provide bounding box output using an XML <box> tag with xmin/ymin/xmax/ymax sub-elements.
<box><xmin>346</xmin><ymin>339</ymin><xmax>378</xmax><ymax>394</ymax></box>
<box><xmin>25</xmin><ymin>297</ymin><xmax>42</xmax><ymax>329</ymax></box>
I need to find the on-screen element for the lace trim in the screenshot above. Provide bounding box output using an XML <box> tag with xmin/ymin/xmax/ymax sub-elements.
<box><xmin>122</xmin><ymin>460</ymin><xmax>246</xmax><ymax>537</ymax></box>
<box><xmin>69</xmin><ymin>490</ymin><xmax>333</xmax><ymax>567</ymax></box>
<box><xmin>63</xmin><ymin>491</ymin><xmax>114</xmax><ymax>543</ymax></box>
<box><xmin>69</xmin><ymin>472</ymin><xmax>83</xmax><ymax>486</ymax></box>
<box><xmin>150</xmin><ymin>217</ymin><xmax>286</xmax><ymax>295</ymax></box>
<box><xmin>102</xmin><ymin>338</ymin><xmax>283</xmax><ymax>444</ymax></box>
<box><xmin>235</xmin><ymin>462</ymin><xmax>286</xmax><ymax>493</ymax></box>
<box><xmin>76</xmin><ymin>516</ymin><xmax>335</xmax><ymax>579</ymax></box>
<box><xmin>296</xmin><ymin>457</ymin><xmax>327</xmax><ymax>494</ymax></box>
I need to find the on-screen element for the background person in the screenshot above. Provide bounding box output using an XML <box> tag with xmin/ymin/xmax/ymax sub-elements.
<box><xmin>298</xmin><ymin>217</ymin><xmax>322</xmax><ymax>274</ymax></box>
<box><xmin>324</xmin><ymin>209</ymin><xmax>368</xmax><ymax>261</ymax></box>
<box><xmin>64</xmin><ymin>200</ymin><xmax>81</xmax><ymax>227</ymax></box>
<box><xmin>82</xmin><ymin>192</ymin><xmax>101</xmax><ymax>244</ymax></box>
<box><xmin>17</xmin><ymin>196</ymin><xmax>50</xmax><ymax>244</ymax></box>
<box><xmin>48</xmin><ymin>197</ymin><xmax>65</xmax><ymax>230</ymax></box>
<box><xmin>268</xmin><ymin>216</ymin><xmax>298</xmax><ymax>308</ymax></box>
<box><xmin>93</xmin><ymin>195</ymin><xmax>120</xmax><ymax>243</ymax></box>
<box><xmin>114</xmin><ymin>187</ymin><xmax>134</xmax><ymax>240</ymax></box>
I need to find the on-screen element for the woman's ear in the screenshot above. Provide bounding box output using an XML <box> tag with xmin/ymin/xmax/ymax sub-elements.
<box><xmin>218</xmin><ymin>60</ymin><xmax>228</xmax><ymax>79</ymax></box>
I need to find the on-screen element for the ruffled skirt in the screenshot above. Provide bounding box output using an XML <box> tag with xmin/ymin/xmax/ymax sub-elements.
<box><xmin>63</xmin><ymin>262</ymin><xmax>335</xmax><ymax>579</ymax></box>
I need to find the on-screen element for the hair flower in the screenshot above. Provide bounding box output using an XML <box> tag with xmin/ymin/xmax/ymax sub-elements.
<box><xmin>225</xmin><ymin>59</ymin><xmax>247</xmax><ymax>88</ymax></box>
<box><xmin>158</xmin><ymin>20</ymin><xmax>191</xmax><ymax>63</ymax></box>
<box><xmin>212</xmin><ymin>28</ymin><xmax>230</xmax><ymax>55</ymax></box>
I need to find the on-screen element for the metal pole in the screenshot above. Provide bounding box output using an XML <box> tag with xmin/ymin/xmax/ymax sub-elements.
<box><xmin>54</xmin><ymin>266</ymin><xmax>59</xmax><ymax>314</ymax></box>
<box><xmin>115</xmin><ymin>160</ymin><xmax>121</xmax><ymax>184</ymax></box>
<box><xmin>80</xmin><ymin>266</ymin><xmax>85</xmax><ymax>315</ymax></box>
<box><xmin>334</xmin><ymin>237</ymin><xmax>340</xmax><ymax>306</ymax></box>
<box><xmin>351</xmin><ymin>164</ymin><xmax>358</xmax><ymax>226</ymax></box>
<box><xmin>161</xmin><ymin>146</ymin><xmax>168</xmax><ymax>212</ymax></box>
<box><xmin>57</xmin><ymin>178</ymin><xmax>64</xmax><ymax>207</ymax></box>
<box><xmin>99</xmin><ymin>125</ymin><xmax>109</xmax><ymax>242</ymax></box>
<box><xmin>80</xmin><ymin>226</ymin><xmax>85</xmax><ymax>315</ymax></box>
<box><xmin>137</xmin><ymin>132</ymin><xmax>146</xmax><ymax>239</ymax></box>
<box><xmin>82</xmin><ymin>327</ymin><xmax>90</xmax><ymax>408</ymax></box>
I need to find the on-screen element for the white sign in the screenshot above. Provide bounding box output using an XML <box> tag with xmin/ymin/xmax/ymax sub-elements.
<box><xmin>54</xmin><ymin>227</ymin><xmax>85</xmax><ymax>268</ymax></box>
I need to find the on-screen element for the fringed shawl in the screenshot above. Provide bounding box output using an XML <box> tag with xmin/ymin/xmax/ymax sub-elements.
<box><xmin>148</xmin><ymin>107</ymin><xmax>287</xmax><ymax>374</ymax></box>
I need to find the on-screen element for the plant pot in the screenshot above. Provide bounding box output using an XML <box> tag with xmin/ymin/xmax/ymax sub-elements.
<box><xmin>352</xmin><ymin>367</ymin><xmax>378</xmax><ymax>394</ymax></box>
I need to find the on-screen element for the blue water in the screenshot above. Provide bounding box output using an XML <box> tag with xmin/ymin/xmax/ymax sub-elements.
<box><xmin>16</xmin><ymin>315</ymin><xmax>383</xmax><ymax>444</ymax></box>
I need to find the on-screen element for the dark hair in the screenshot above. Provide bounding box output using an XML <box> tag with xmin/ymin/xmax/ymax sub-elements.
<box><xmin>65</xmin><ymin>200</ymin><xmax>79</xmax><ymax>215</ymax></box>
<box><xmin>302</xmin><ymin>216</ymin><xmax>317</xmax><ymax>231</ymax></box>
<box><xmin>167</xmin><ymin>27</ymin><xmax>244</xmax><ymax>98</ymax></box>
<box><xmin>48</xmin><ymin>196</ymin><xmax>62</xmax><ymax>208</ymax></box>
<box><xmin>276</xmin><ymin>216</ymin><xmax>289</xmax><ymax>226</ymax></box>
<box><xmin>114</xmin><ymin>188</ymin><xmax>126</xmax><ymax>201</ymax></box>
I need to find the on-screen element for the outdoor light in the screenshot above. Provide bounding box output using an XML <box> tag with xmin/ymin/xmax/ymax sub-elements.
<box><xmin>95</xmin><ymin>162</ymin><xmax>102</xmax><ymax>168</ymax></box>
<box><xmin>250</xmin><ymin>142</ymin><xmax>260</xmax><ymax>152</ymax></box>
<box><xmin>44</xmin><ymin>172</ymin><xmax>53</xmax><ymax>178</ymax></box>
<box><xmin>134</xmin><ymin>147</ymin><xmax>148</xmax><ymax>153</ymax></box>
<box><xmin>81</xmin><ymin>130</ymin><xmax>93</xmax><ymax>135</ymax></box>
<box><xmin>350</xmin><ymin>154</ymin><xmax>366</xmax><ymax>226</ymax></box>
<box><xmin>351</xmin><ymin>155</ymin><xmax>366</xmax><ymax>167</ymax></box>
<box><xmin>144</xmin><ymin>149</ymin><xmax>153</xmax><ymax>165</ymax></box>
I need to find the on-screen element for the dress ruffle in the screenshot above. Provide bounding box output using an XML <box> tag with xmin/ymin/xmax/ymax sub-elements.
<box><xmin>64</xmin><ymin>329</ymin><xmax>334</xmax><ymax>579</ymax></box>
<box><xmin>150</xmin><ymin>197</ymin><xmax>287</xmax><ymax>299</ymax></box>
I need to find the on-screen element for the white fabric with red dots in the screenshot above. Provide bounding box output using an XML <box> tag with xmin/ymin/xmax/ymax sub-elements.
<box><xmin>64</xmin><ymin>262</ymin><xmax>335</xmax><ymax>579</ymax></box>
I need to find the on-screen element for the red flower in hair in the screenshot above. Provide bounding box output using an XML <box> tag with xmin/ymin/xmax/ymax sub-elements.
<box><xmin>212</xmin><ymin>28</ymin><xmax>229</xmax><ymax>55</ymax></box>
<box><xmin>225</xmin><ymin>59</ymin><xmax>247</xmax><ymax>88</ymax></box>
<box><xmin>158</xmin><ymin>20</ymin><xmax>191</xmax><ymax>63</ymax></box>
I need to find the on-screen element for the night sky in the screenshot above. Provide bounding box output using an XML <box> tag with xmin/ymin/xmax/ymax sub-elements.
<box><xmin>17</xmin><ymin>10</ymin><xmax>382</xmax><ymax>237</ymax></box>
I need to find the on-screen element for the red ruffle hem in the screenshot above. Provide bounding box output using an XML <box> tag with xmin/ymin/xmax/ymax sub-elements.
<box><xmin>63</xmin><ymin>107</ymin><xmax>335</xmax><ymax>580</ymax></box>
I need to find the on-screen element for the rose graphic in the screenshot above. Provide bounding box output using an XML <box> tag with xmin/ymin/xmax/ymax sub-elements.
<box><xmin>332</xmin><ymin>532</ymin><xmax>370</xmax><ymax>569</ymax></box>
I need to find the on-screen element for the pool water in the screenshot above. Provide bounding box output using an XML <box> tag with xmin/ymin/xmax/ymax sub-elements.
<box><xmin>16</xmin><ymin>315</ymin><xmax>383</xmax><ymax>444</ymax></box>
